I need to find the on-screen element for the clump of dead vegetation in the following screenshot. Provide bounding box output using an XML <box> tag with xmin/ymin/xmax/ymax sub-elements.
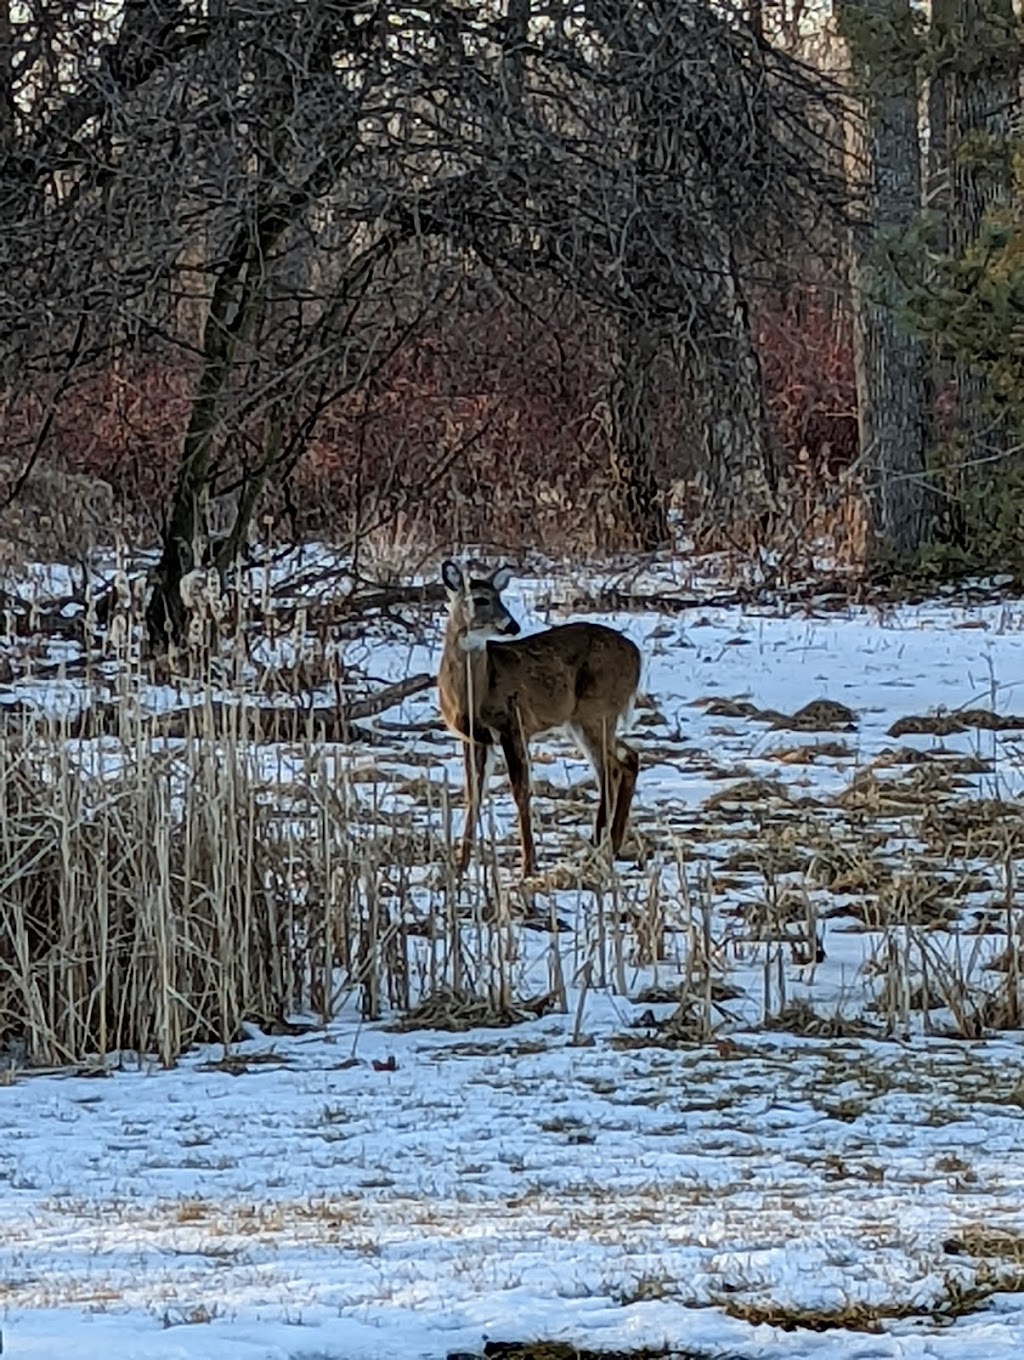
<box><xmin>0</xmin><ymin>458</ymin><xmax>116</xmax><ymax>568</ymax></box>
<box><xmin>717</xmin><ymin>1272</ymin><xmax>1004</xmax><ymax>1332</ymax></box>
<box><xmin>394</xmin><ymin>986</ymin><xmax>533</xmax><ymax>1032</ymax></box>
<box><xmin>698</xmin><ymin>695</ymin><xmax>858</xmax><ymax>731</ymax></box>
<box><xmin>3</xmin><ymin>552</ymin><xmax>1024</xmax><ymax>1065</ymax></box>
<box><xmin>0</xmin><ymin>703</ymin><xmax>394</xmax><ymax>1065</ymax></box>
<box><xmin>453</xmin><ymin>1345</ymin><xmax>691</xmax><ymax>1360</ymax></box>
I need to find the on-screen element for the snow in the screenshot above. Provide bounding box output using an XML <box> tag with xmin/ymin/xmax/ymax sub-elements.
<box><xmin>5</xmin><ymin>1025</ymin><xmax>1024</xmax><ymax>1358</ymax></box>
<box><xmin>4</xmin><ymin>554</ymin><xmax>1024</xmax><ymax>1358</ymax></box>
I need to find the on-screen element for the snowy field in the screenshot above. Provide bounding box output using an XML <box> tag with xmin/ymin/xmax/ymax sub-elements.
<box><xmin>4</xmin><ymin>555</ymin><xmax>1024</xmax><ymax>1358</ymax></box>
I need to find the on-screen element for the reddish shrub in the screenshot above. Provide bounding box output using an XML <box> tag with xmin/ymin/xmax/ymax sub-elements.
<box><xmin>754</xmin><ymin>284</ymin><xmax>859</xmax><ymax>482</ymax></box>
<box><xmin>1</xmin><ymin>280</ymin><xmax>861</xmax><ymax>557</ymax></box>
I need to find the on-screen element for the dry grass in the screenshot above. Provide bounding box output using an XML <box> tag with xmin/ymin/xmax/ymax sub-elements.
<box><xmin>394</xmin><ymin>986</ymin><xmax>533</xmax><ymax>1032</ymax></box>
<box><xmin>718</xmin><ymin>1273</ymin><xmax>1000</xmax><ymax>1332</ymax></box>
<box><xmin>0</xmin><ymin>721</ymin><xmax>297</xmax><ymax>1065</ymax></box>
<box><xmin>466</xmin><ymin>1345</ymin><xmax>709</xmax><ymax>1359</ymax></box>
<box><xmin>2</xmin><ymin>553</ymin><xmax>1024</xmax><ymax>1065</ymax></box>
<box><xmin>947</xmin><ymin>1226</ymin><xmax>1024</xmax><ymax>1266</ymax></box>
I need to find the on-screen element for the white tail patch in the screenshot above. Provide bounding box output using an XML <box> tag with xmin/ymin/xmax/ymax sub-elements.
<box><xmin>617</xmin><ymin>695</ymin><xmax>637</xmax><ymax>736</ymax></box>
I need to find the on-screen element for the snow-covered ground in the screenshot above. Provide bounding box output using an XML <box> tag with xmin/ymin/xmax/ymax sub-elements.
<box><xmin>4</xmin><ymin>555</ymin><xmax>1024</xmax><ymax>1359</ymax></box>
<box><xmin>5</xmin><ymin>1020</ymin><xmax>1024</xmax><ymax>1359</ymax></box>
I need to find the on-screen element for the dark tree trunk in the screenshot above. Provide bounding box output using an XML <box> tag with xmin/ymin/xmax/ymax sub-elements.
<box><xmin>686</xmin><ymin>241</ymin><xmax>778</xmax><ymax>540</ymax></box>
<box><xmin>924</xmin><ymin>0</ymin><xmax>962</xmax><ymax>538</ymax></box>
<box><xmin>610</xmin><ymin>318</ymin><xmax>669</xmax><ymax>550</ymax></box>
<box><xmin>0</xmin><ymin>1</ymin><xmax>12</xmax><ymax>156</ymax></box>
<box><xmin>851</xmin><ymin>277</ymin><xmax>931</xmax><ymax>553</ymax></box>
<box><xmin>145</xmin><ymin>223</ymin><xmax>271</xmax><ymax>646</ymax></box>
<box><xmin>843</xmin><ymin>0</ymin><xmax>934</xmax><ymax>556</ymax></box>
<box><xmin>610</xmin><ymin>30</ymin><xmax>775</xmax><ymax>549</ymax></box>
<box><xmin>946</xmin><ymin>0</ymin><xmax>1015</xmax><ymax>241</ymax></box>
<box><xmin>943</xmin><ymin>0</ymin><xmax>1015</xmax><ymax>464</ymax></box>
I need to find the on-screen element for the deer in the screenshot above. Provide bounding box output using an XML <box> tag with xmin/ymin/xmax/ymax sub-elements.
<box><xmin>437</xmin><ymin>560</ymin><xmax>641</xmax><ymax>877</ymax></box>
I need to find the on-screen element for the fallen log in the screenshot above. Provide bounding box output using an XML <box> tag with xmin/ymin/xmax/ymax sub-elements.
<box><xmin>0</xmin><ymin>672</ymin><xmax>436</xmax><ymax>745</ymax></box>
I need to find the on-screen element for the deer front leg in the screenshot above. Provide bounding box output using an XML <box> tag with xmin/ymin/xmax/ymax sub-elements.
<box><xmin>500</xmin><ymin>716</ymin><xmax>535</xmax><ymax>877</ymax></box>
<box><xmin>456</xmin><ymin>738</ymin><xmax>490</xmax><ymax>875</ymax></box>
<box><xmin>609</xmin><ymin>742</ymin><xmax>640</xmax><ymax>858</ymax></box>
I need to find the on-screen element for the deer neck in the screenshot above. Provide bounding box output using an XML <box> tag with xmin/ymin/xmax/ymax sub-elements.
<box><xmin>441</xmin><ymin>613</ymin><xmax>491</xmax><ymax>738</ymax></box>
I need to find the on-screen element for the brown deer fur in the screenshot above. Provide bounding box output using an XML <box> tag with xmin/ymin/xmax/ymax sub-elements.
<box><xmin>437</xmin><ymin>561</ymin><xmax>641</xmax><ymax>876</ymax></box>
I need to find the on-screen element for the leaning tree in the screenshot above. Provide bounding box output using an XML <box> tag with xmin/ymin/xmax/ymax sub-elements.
<box><xmin>2</xmin><ymin>0</ymin><xmax>852</xmax><ymax>642</ymax></box>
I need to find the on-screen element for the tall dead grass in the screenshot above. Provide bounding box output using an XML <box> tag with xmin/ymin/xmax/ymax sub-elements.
<box><xmin>0</xmin><ymin>565</ymin><xmax>370</xmax><ymax>1065</ymax></box>
<box><xmin>2</xmin><ymin>554</ymin><xmax>1022</xmax><ymax>1068</ymax></box>
<box><xmin>0</xmin><ymin>707</ymin><xmax>312</xmax><ymax>1066</ymax></box>
<box><xmin>0</xmin><ymin>561</ymin><xmax>667</xmax><ymax>1066</ymax></box>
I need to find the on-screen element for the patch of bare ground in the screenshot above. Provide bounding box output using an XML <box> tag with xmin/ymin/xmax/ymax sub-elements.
<box><xmin>945</xmin><ymin>1226</ymin><xmax>1024</xmax><ymax>1265</ymax></box>
<box><xmin>889</xmin><ymin>708</ymin><xmax>1024</xmax><ymax>736</ymax></box>
<box><xmin>763</xmin><ymin>999</ymin><xmax>883</xmax><ymax>1039</ymax></box>
<box><xmin>392</xmin><ymin>987</ymin><xmax>536</xmax><ymax>1032</ymax></box>
<box><xmin>718</xmin><ymin>1272</ymin><xmax>1005</xmax><ymax>1332</ymax></box>
<box><xmin>450</xmin><ymin>1345</ymin><xmax>728</xmax><ymax>1360</ymax></box>
<box><xmin>695</xmin><ymin>696</ymin><xmax>858</xmax><ymax>731</ymax></box>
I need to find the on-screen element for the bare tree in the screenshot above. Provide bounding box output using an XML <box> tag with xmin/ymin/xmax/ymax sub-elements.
<box><xmin>382</xmin><ymin>0</ymin><xmax>847</xmax><ymax>544</ymax></box>
<box><xmin>2</xmin><ymin>0</ymin><xmax>851</xmax><ymax>633</ymax></box>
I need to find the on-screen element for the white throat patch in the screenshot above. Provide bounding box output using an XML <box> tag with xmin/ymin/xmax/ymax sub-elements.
<box><xmin>458</xmin><ymin>630</ymin><xmax>492</xmax><ymax>653</ymax></box>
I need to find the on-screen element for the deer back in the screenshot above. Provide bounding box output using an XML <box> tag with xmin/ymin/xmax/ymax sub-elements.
<box><xmin>437</xmin><ymin>560</ymin><xmax>640</xmax><ymax>744</ymax></box>
<box><xmin>480</xmin><ymin>623</ymin><xmax>640</xmax><ymax>739</ymax></box>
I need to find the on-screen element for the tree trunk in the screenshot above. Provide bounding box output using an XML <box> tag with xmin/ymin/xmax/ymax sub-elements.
<box><xmin>144</xmin><ymin>77</ymin><xmax>366</xmax><ymax>646</ymax></box>
<box><xmin>851</xmin><ymin>277</ymin><xmax>931</xmax><ymax>554</ymax></box>
<box><xmin>944</xmin><ymin>0</ymin><xmax>1015</xmax><ymax>461</ymax></box>
<box><xmin>145</xmin><ymin>225</ymin><xmax>271</xmax><ymax>646</ymax></box>
<box><xmin>686</xmin><ymin>242</ymin><xmax>778</xmax><ymax>541</ymax></box>
<box><xmin>611</xmin><ymin>29</ymin><xmax>775</xmax><ymax>549</ymax></box>
<box><xmin>610</xmin><ymin>317</ymin><xmax>669</xmax><ymax>551</ymax></box>
<box><xmin>0</xmin><ymin>1</ymin><xmax>12</xmax><ymax>156</ymax></box>
<box><xmin>842</xmin><ymin>0</ymin><xmax>933</xmax><ymax>556</ymax></box>
<box><xmin>924</xmin><ymin>0</ymin><xmax>963</xmax><ymax>540</ymax></box>
<box><xmin>946</xmin><ymin>0</ymin><xmax>1015</xmax><ymax>243</ymax></box>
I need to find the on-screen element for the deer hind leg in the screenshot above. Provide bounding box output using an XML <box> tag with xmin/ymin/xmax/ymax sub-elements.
<box><xmin>609</xmin><ymin>741</ymin><xmax>639</xmax><ymax>857</ymax></box>
<box><xmin>500</xmin><ymin>703</ymin><xmax>535</xmax><ymax>877</ymax></box>
<box><xmin>573</xmin><ymin>720</ymin><xmax>619</xmax><ymax>849</ymax></box>
<box><xmin>456</xmin><ymin>738</ymin><xmax>490</xmax><ymax>875</ymax></box>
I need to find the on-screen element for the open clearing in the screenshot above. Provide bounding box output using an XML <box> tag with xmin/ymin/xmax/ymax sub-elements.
<box><xmin>4</xmin><ymin>557</ymin><xmax>1024</xmax><ymax>1358</ymax></box>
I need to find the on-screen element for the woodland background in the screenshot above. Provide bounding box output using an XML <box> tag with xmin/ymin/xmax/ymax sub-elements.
<box><xmin>0</xmin><ymin>0</ymin><xmax>1022</xmax><ymax>633</ymax></box>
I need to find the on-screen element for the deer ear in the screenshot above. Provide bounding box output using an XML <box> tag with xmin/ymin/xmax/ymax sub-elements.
<box><xmin>441</xmin><ymin>559</ymin><xmax>465</xmax><ymax>594</ymax></box>
<box><xmin>490</xmin><ymin>564</ymin><xmax>512</xmax><ymax>592</ymax></box>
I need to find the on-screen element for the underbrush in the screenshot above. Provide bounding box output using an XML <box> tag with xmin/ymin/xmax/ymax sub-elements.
<box><xmin>3</xmin><ymin>551</ymin><xmax>1024</xmax><ymax>1068</ymax></box>
<box><xmin>0</xmin><ymin>280</ymin><xmax>861</xmax><ymax>567</ymax></box>
<box><xmin>0</xmin><ymin>563</ymin><xmax>680</xmax><ymax>1065</ymax></box>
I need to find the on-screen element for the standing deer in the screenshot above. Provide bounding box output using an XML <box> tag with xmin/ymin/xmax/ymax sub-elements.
<box><xmin>437</xmin><ymin>560</ymin><xmax>641</xmax><ymax>876</ymax></box>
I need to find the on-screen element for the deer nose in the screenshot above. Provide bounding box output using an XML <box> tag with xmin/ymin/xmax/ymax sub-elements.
<box><xmin>504</xmin><ymin>616</ymin><xmax>522</xmax><ymax>635</ymax></box>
